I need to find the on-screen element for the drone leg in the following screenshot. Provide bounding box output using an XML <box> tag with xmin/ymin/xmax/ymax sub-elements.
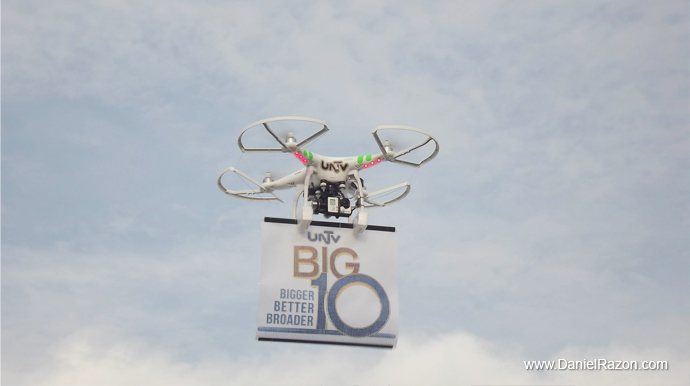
<box><xmin>298</xmin><ymin>167</ymin><xmax>315</xmax><ymax>231</ymax></box>
<box><xmin>292</xmin><ymin>185</ymin><xmax>303</xmax><ymax>220</ymax></box>
<box><xmin>351</xmin><ymin>170</ymin><xmax>368</xmax><ymax>234</ymax></box>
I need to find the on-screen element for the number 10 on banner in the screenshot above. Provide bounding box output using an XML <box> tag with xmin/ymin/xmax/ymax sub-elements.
<box><xmin>294</xmin><ymin>245</ymin><xmax>391</xmax><ymax>337</ymax></box>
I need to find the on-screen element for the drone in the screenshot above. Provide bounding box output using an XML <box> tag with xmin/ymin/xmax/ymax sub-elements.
<box><xmin>218</xmin><ymin>116</ymin><xmax>439</xmax><ymax>232</ymax></box>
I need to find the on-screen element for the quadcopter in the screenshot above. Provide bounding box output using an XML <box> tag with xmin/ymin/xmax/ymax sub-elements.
<box><xmin>217</xmin><ymin>116</ymin><xmax>439</xmax><ymax>232</ymax></box>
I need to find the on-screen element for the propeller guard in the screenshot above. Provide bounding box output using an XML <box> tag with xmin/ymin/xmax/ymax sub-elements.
<box><xmin>217</xmin><ymin>167</ymin><xmax>283</xmax><ymax>202</ymax></box>
<box><xmin>237</xmin><ymin>116</ymin><xmax>329</xmax><ymax>153</ymax></box>
<box><xmin>372</xmin><ymin>125</ymin><xmax>439</xmax><ymax>167</ymax></box>
<box><xmin>361</xmin><ymin>182</ymin><xmax>411</xmax><ymax>208</ymax></box>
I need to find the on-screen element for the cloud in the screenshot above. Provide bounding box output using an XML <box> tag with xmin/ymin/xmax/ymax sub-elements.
<box><xmin>3</xmin><ymin>229</ymin><xmax>688</xmax><ymax>384</ymax></box>
<box><xmin>9</xmin><ymin>327</ymin><xmax>687</xmax><ymax>385</ymax></box>
<box><xmin>2</xmin><ymin>1</ymin><xmax>688</xmax><ymax>385</ymax></box>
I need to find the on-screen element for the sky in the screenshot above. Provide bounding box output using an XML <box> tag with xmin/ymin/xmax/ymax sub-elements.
<box><xmin>2</xmin><ymin>1</ymin><xmax>689</xmax><ymax>385</ymax></box>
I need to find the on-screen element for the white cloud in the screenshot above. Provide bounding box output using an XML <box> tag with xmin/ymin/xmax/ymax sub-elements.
<box><xmin>4</xmin><ymin>237</ymin><xmax>687</xmax><ymax>384</ymax></box>
<box><xmin>10</xmin><ymin>327</ymin><xmax>687</xmax><ymax>385</ymax></box>
<box><xmin>3</xmin><ymin>1</ymin><xmax>688</xmax><ymax>385</ymax></box>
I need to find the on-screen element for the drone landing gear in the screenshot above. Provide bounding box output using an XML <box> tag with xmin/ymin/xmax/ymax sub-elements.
<box><xmin>350</xmin><ymin>169</ymin><xmax>368</xmax><ymax>234</ymax></box>
<box><xmin>352</xmin><ymin>210</ymin><xmax>368</xmax><ymax>234</ymax></box>
<box><xmin>298</xmin><ymin>206</ymin><xmax>313</xmax><ymax>232</ymax></box>
<box><xmin>297</xmin><ymin>166</ymin><xmax>315</xmax><ymax>231</ymax></box>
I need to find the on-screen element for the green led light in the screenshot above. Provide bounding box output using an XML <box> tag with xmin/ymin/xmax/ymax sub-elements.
<box><xmin>358</xmin><ymin>155</ymin><xmax>364</xmax><ymax>164</ymax></box>
<box><xmin>366</xmin><ymin>154</ymin><xmax>372</xmax><ymax>161</ymax></box>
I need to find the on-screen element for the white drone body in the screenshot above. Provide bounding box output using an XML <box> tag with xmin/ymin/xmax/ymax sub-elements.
<box><xmin>218</xmin><ymin>116</ymin><xmax>439</xmax><ymax>233</ymax></box>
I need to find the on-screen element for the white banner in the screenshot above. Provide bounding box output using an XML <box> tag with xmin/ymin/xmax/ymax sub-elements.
<box><xmin>257</xmin><ymin>218</ymin><xmax>398</xmax><ymax>348</ymax></box>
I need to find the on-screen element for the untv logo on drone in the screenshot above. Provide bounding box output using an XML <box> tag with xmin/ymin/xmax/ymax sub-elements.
<box><xmin>320</xmin><ymin>160</ymin><xmax>348</xmax><ymax>173</ymax></box>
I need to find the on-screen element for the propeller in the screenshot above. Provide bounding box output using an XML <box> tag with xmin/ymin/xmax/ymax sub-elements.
<box><xmin>217</xmin><ymin>167</ymin><xmax>283</xmax><ymax>202</ymax></box>
<box><xmin>372</xmin><ymin>125</ymin><xmax>439</xmax><ymax>167</ymax></box>
<box><xmin>237</xmin><ymin>116</ymin><xmax>329</xmax><ymax>153</ymax></box>
<box><xmin>358</xmin><ymin>182</ymin><xmax>411</xmax><ymax>208</ymax></box>
<box><xmin>382</xmin><ymin>140</ymin><xmax>394</xmax><ymax>155</ymax></box>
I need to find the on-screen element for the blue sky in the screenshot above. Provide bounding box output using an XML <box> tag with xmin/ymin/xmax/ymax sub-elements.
<box><xmin>2</xmin><ymin>1</ymin><xmax>689</xmax><ymax>384</ymax></box>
